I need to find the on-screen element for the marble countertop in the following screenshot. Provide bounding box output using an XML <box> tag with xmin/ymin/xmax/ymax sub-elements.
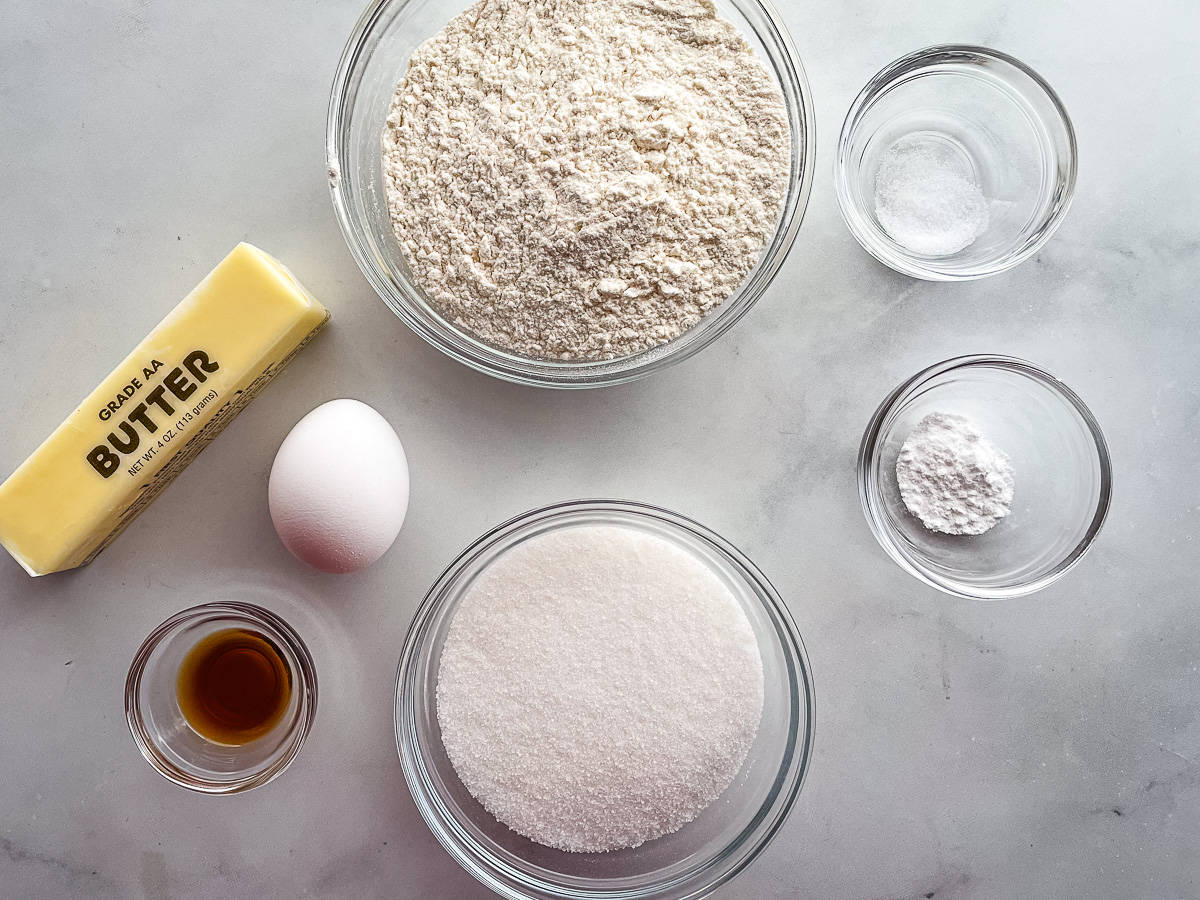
<box><xmin>2</xmin><ymin>0</ymin><xmax>1198</xmax><ymax>897</ymax></box>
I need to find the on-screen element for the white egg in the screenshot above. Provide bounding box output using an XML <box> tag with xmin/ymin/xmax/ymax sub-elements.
<box><xmin>268</xmin><ymin>399</ymin><xmax>409</xmax><ymax>574</ymax></box>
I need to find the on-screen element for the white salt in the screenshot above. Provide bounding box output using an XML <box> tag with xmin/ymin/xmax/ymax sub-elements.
<box><xmin>874</xmin><ymin>134</ymin><xmax>989</xmax><ymax>257</ymax></box>
<box><xmin>436</xmin><ymin>523</ymin><xmax>764</xmax><ymax>853</ymax></box>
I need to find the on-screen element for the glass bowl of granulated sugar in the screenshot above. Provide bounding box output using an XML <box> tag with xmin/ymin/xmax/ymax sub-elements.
<box><xmin>395</xmin><ymin>500</ymin><xmax>814</xmax><ymax>900</ymax></box>
<box><xmin>858</xmin><ymin>356</ymin><xmax>1112</xmax><ymax>600</ymax></box>
<box><xmin>328</xmin><ymin>0</ymin><xmax>815</xmax><ymax>388</ymax></box>
<box><xmin>835</xmin><ymin>46</ymin><xmax>1077</xmax><ymax>281</ymax></box>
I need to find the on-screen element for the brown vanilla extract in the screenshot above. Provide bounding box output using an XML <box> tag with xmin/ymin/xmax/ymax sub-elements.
<box><xmin>176</xmin><ymin>629</ymin><xmax>291</xmax><ymax>745</ymax></box>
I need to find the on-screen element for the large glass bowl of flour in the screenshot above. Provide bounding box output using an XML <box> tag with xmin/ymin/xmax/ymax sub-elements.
<box><xmin>328</xmin><ymin>0</ymin><xmax>814</xmax><ymax>388</ymax></box>
<box><xmin>395</xmin><ymin>500</ymin><xmax>815</xmax><ymax>899</ymax></box>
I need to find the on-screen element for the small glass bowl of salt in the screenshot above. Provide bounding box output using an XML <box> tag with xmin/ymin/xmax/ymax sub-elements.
<box><xmin>835</xmin><ymin>45</ymin><xmax>1077</xmax><ymax>280</ymax></box>
<box><xmin>858</xmin><ymin>356</ymin><xmax>1112</xmax><ymax>600</ymax></box>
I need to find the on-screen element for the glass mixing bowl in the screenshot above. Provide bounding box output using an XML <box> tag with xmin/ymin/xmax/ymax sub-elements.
<box><xmin>328</xmin><ymin>0</ymin><xmax>814</xmax><ymax>388</ymax></box>
<box><xmin>395</xmin><ymin>500</ymin><xmax>814</xmax><ymax>899</ymax></box>
<box><xmin>835</xmin><ymin>46</ymin><xmax>1077</xmax><ymax>280</ymax></box>
<box><xmin>858</xmin><ymin>356</ymin><xmax>1112</xmax><ymax>600</ymax></box>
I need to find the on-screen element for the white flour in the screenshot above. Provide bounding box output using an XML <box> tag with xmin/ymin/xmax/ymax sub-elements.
<box><xmin>382</xmin><ymin>0</ymin><xmax>789</xmax><ymax>360</ymax></box>
<box><xmin>436</xmin><ymin>524</ymin><xmax>764</xmax><ymax>852</ymax></box>
<box><xmin>896</xmin><ymin>412</ymin><xmax>1014</xmax><ymax>535</ymax></box>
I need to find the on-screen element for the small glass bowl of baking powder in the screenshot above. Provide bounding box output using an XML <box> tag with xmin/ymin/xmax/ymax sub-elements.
<box><xmin>858</xmin><ymin>356</ymin><xmax>1112</xmax><ymax>600</ymax></box>
<box><xmin>328</xmin><ymin>0</ymin><xmax>815</xmax><ymax>388</ymax></box>
<box><xmin>395</xmin><ymin>500</ymin><xmax>814</xmax><ymax>899</ymax></box>
<box><xmin>835</xmin><ymin>46</ymin><xmax>1077</xmax><ymax>280</ymax></box>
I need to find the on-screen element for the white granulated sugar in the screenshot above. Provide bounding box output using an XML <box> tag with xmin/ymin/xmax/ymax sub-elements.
<box><xmin>436</xmin><ymin>524</ymin><xmax>764</xmax><ymax>852</ymax></box>
<box><xmin>896</xmin><ymin>412</ymin><xmax>1015</xmax><ymax>536</ymax></box>
<box><xmin>382</xmin><ymin>0</ymin><xmax>790</xmax><ymax>360</ymax></box>
<box><xmin>874</xmin><ymin>135</ymin><xmax>989</xmax><ymax>257</ymax></box>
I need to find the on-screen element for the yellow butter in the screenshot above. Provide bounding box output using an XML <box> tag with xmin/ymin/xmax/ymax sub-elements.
<box><xmin>0</xmin><ymin>243</ymin><xmax>330</xmax><ymax>576</ymax></box>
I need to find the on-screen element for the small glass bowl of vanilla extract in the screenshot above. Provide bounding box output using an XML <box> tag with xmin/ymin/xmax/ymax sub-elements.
<box><xmin>126</xmin><ymin>602</ymin><xmax>317</xmax><ymax>793</ymax></box>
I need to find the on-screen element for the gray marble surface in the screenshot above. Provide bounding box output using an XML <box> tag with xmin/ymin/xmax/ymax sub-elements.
<box><xmin>1</xmin><ymin>0</ymin><xmax>1198</xmax><ymax>897</ymax></box>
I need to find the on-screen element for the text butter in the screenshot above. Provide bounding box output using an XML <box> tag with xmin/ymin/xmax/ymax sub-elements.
<box><xmin>0</xmin><ymin>243</ymin><xmax>330</xmax><ymax>576</ymax></box>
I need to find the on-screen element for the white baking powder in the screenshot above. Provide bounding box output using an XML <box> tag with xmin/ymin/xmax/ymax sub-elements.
<box><xmin>896</xmin><ymin>412</ymin><xmax>1014</xmax><ymax>536</ymax></box>
<box><xmin>382</xmin><ymin>0</ymin><xmax>789</xmax><ymax>360</ymax></box>
<box><xmin>436</xmin><ymin>524</ymin><xmax>764</xmax><ymax>852</ymax></box>
<box><xmin>874</xmin><ymin>135</ymin><xmax>989</xmax><ymax>256</ymax></box>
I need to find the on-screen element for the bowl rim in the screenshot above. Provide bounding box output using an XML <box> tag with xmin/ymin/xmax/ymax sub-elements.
<box><xmin>124</xmin><ymin>601</ymin><xmax>318</xmax><ymax>794</ymax></box>
<box><xmin>394</xmin><ymin>499</ymin><xmax>816</xmax><ymax>899</ymax></box>
<box><xmin>834</xmin><ymin>43</ymin><xmax>1079</xmax><ymax>282</ymax></box>
<box><xmin>327</xmin><ymin>0</ymin><xmax>816</xmax><ymax>388</ymax></box>
<box><xmin>857</xmin><ymin>354</ymin><xmax>1113</xmax><ymax>600</ymax></box>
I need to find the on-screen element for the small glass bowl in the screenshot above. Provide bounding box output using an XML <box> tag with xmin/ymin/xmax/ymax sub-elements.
<box><xmin>395</xmin><ymin>500</ymin><xmax>814</xmax><ymax>899</ymax></box>
<box><xmin>858</xmin><ymin>356</ymin><xmax>1112</xmax><ymax>600</ymax></box>
<box><xmin>328</xmin><ymin>0</ymin><xmax>815</xmax><ymax>388</ymax></box>
<box><xmin>125</xmin><ymin>602</ymin><xmax>317</xmax><ymax>794</ymax></box>
<box><xmin>835</xmin><ymin>45</ymin><xmax>1077</xmax><ymax>280</ymax></box>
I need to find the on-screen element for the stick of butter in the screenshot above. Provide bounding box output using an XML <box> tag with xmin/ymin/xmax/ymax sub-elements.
<box><xmin>0</xmin><ymin>243</ymin><xmax>330</xmax><ymax>576</ymax></box>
